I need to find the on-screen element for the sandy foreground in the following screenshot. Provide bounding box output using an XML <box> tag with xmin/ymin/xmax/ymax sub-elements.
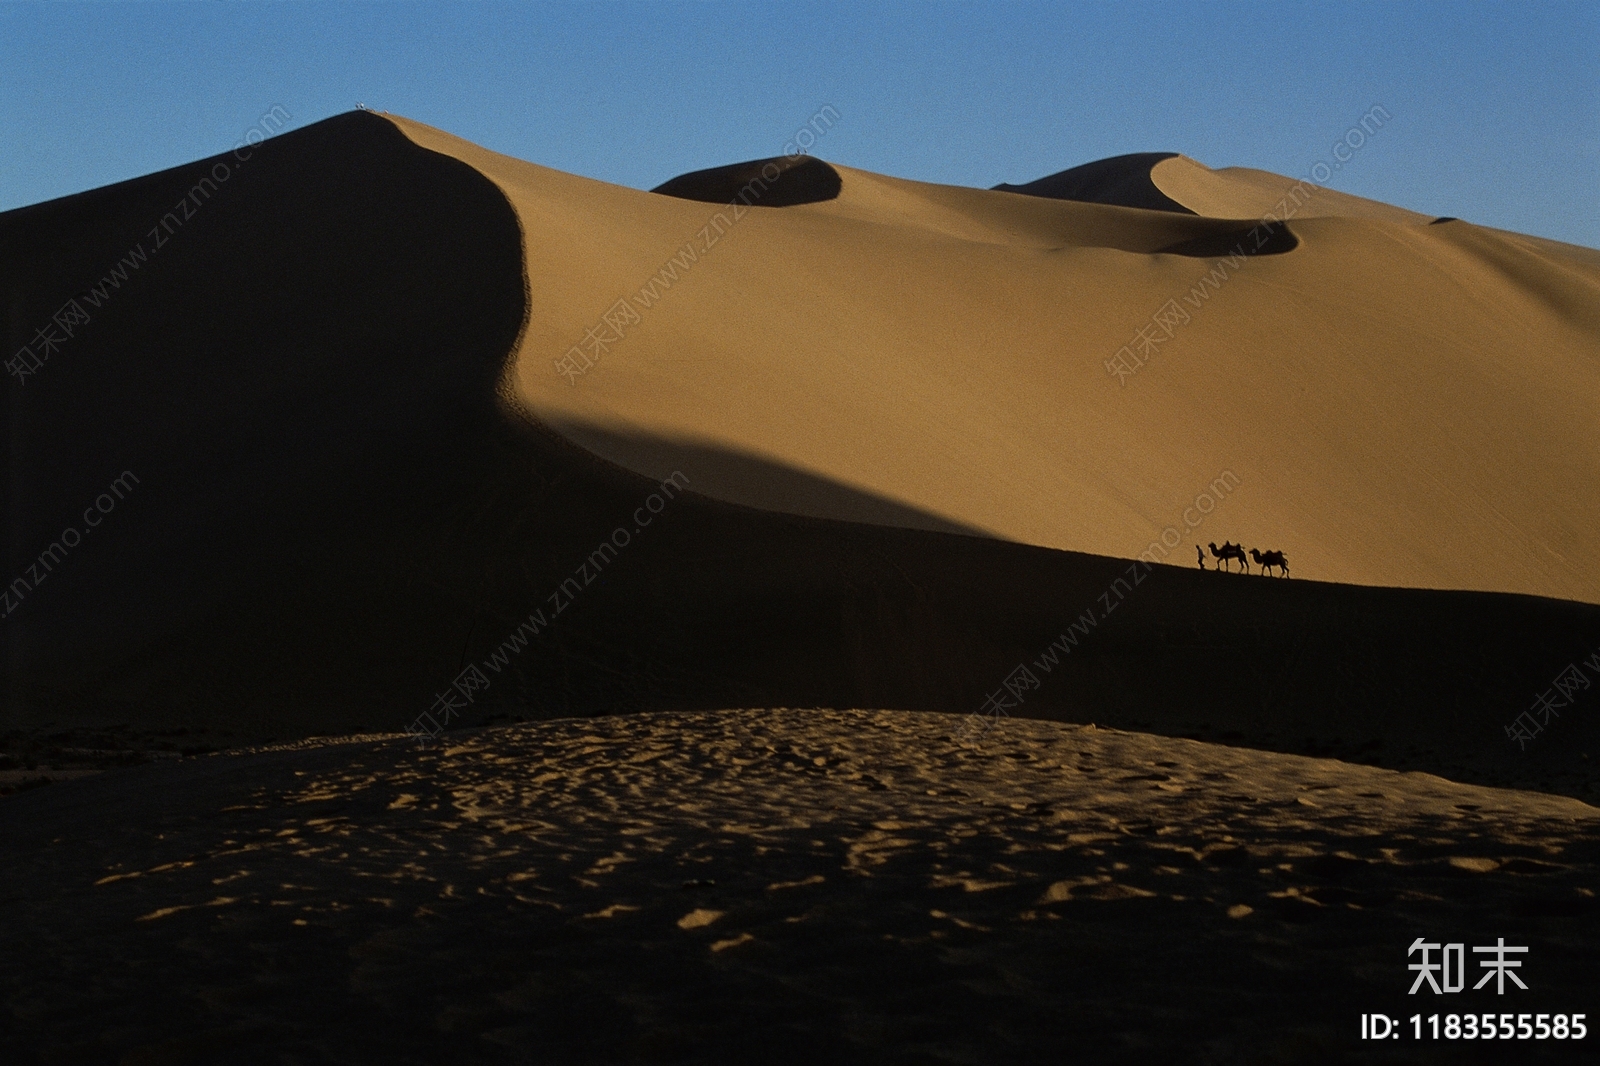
<box><xmin>3</xmin><ymin>709</ymin><xmax>1595</xmax><ymax>1065</ymax></box>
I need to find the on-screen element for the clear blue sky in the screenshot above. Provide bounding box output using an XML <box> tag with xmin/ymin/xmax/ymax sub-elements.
<box><xmin>3</xmin><ymin>1</ymin><xmax>1597</xmax><ymax>246</ymax></box>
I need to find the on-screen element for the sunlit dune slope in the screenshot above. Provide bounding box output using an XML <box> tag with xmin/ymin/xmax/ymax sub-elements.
<box><xmin>389</xmin><ymin>117</ymin><xmax>1600</xmax><ymax>605</ymax></box>
<box><xmin>1149</xmin><ymin>154</ymin><xmax>1435</xmax><ymax>224</ymax></box>
<box><xmin>3</xmin><ymin>112</ymin><xmax>1597</xmax><ymax>769</ymax></box>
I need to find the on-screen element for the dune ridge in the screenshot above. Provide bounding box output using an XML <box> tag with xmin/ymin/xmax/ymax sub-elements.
<box><xmin>992</xmin><ymin>151</ymin><xmax>1195</xmax><ymax>213</ymax></box>
<box><xmin>651</xmin><ymin>154</ymin><xmax>842</xmax><ymax>207</ymax></box>
<box><xmin>385</xmin><ymin>115</ymin><xmax>1600</xmax><ymax>606</ymax></box>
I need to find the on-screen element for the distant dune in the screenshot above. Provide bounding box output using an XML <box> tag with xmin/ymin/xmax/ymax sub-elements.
<box><xmin>1149</xmin><ymin>154</ymin><xmax>1435</xmax><ymax>224</ymax></box>
<box><xmin>652</xmin><ymin>154</ymin><xmax>842</xmax><ymax>207</ymax></box>
<box><xmin>993</xmin><ymin>151</ymin><xmax>1195</xmax><ymax>213</ymax></box>
<box><xmin>2</xmin><ymin>113</ymin><xmax>1597</xmax><ymax>794</ymax></box>
<box><xmin>992</xmin><ymin>151</ymin><xmax>1437</xmax><ymax>224</ymax></box>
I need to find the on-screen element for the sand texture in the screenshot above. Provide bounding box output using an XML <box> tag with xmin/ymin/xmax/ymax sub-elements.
<box><xmin>2</xmin><ymin>710</ymin><xmax>1596</xmax><ymax>1064</ymax></box>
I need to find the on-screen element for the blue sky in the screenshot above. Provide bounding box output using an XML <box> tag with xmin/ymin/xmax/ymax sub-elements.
<box><xmin>3</xmin><ymin>1</ymin><xmax>1597</xmax><ymax>246</ymax></box>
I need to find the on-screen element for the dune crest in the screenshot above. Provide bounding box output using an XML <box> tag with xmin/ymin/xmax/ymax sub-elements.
<box><xmin>1149</xmin><ymin>154</ymin><xmax>1433</xmax><ymax>223</ymax></box>
<box><xmin>992</xmin><ymin>152</ymin><xmax>1194</xmax><ymax>213</ymax></box>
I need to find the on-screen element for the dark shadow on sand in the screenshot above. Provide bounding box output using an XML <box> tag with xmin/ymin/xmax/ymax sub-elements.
<box><xmin>994</xmin><ymin>153</ymin><xmax>1194</xmax><ymax>214</ymax></box>
<box><xmin>4</xmin><ymin>113</ymin><xmax>1596</xmax><ymax>803</ymax></box>
<box><xmin>652</xmin><ymin>155</ymin><xmax>841</xmax><ymax>208</ymax></box>
<box><xmin>1157</xmin><ymin>219</ymin><xmax>1298</xmax><ymax>257</ymax></box>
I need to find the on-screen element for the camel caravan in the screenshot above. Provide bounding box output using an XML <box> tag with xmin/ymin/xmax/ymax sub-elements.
<box><xmin>1200</xmin><ymin>541</ymin><xmax>1289</xmax><ymax>577</ymax></box>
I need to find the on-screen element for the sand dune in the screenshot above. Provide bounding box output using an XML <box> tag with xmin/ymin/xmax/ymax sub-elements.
<box><xmin>990</xmin><ymin>151</ymin><xmax>1434</xmax><ymax>224</ymax></box>
<box><xmin>388</xmin><ymin>116</ymin><xmax>1600</xmax><ymax>605</ymax></box>
<box><xmin>993</xmin><ymin>151</ymin><xmax>1196</xmax><ymax>213</ymax></box>
<box><xmin>2</xmin><ymin>710</ymin><xmax>1596</xmax><ymax>1063</ymax></box>
<box><xmin>2</xmin><ymin>112</ymin><xmax>1597</xmax><ymax>773</ymax></box>
<box><xmin>1150</xmin><ymin>154</ymin><xmax>1435</xmax><ymax>224</ymax></box>
<box><xmin>4</xmin><ymin>110</ymin><xmax>1599</xmax><ymax>1063</ymax></box>
<box><xmin>652</xmin><ymin>154</ymin><xmax>842</xmax><ymax>207</ymax></box>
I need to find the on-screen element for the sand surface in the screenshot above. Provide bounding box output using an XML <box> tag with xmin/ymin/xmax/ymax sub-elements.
<box><xmin>3</xmin><ymin>709</ymin><xmax>1596</xmax><ymax>1064</ymax></box>
<box><xmin>4</xmin><ymin>109</ymin><xmax>1598</xmax><ymax>1065</ymax></box>
<box><xmin>387</xmin><ymin>116</ymin><xmax>1600</xmax><ymax>604</ymax></box>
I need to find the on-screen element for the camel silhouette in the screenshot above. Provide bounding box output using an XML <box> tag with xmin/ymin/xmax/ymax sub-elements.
<box><xmin>1250</xmin><ymin>548</ymin><xmax>1290</xmax><ymax>577</ymax></box>
<box><xmin>1208</xmin><ymin>541</ymin><xmax>1248</xmax><ymax>573</ymax></box>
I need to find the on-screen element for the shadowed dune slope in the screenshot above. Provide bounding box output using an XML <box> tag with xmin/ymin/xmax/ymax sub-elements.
<box><xmin>389</xmin><ymin>117</ymin><xmax>1600</xmax><ymax>605</ymax></box>
<box><xmin>652</xmin><ymin>155</ymin><xmax>842</xmax><ymax>207</ymax></box>
<box><xmin>993</xmin><ymin>151</ymin><xmax>1194</xmax><ymax>213</ymax></box>
<box><xmin>1</xmin><ymin>112</ymin><xmax>529</xmax><ymax>731</ymax></box>
<box><xmin>3</xmin><ymin>112</ymin><xmax>1598</xmax><ymax>802</ymax></box>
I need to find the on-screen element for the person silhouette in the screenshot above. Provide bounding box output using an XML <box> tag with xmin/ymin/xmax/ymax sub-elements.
<box><xmin>1196</xmin><ymin>545</ymin><xmax>1206</xmax><ymax>570</ymax></box>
